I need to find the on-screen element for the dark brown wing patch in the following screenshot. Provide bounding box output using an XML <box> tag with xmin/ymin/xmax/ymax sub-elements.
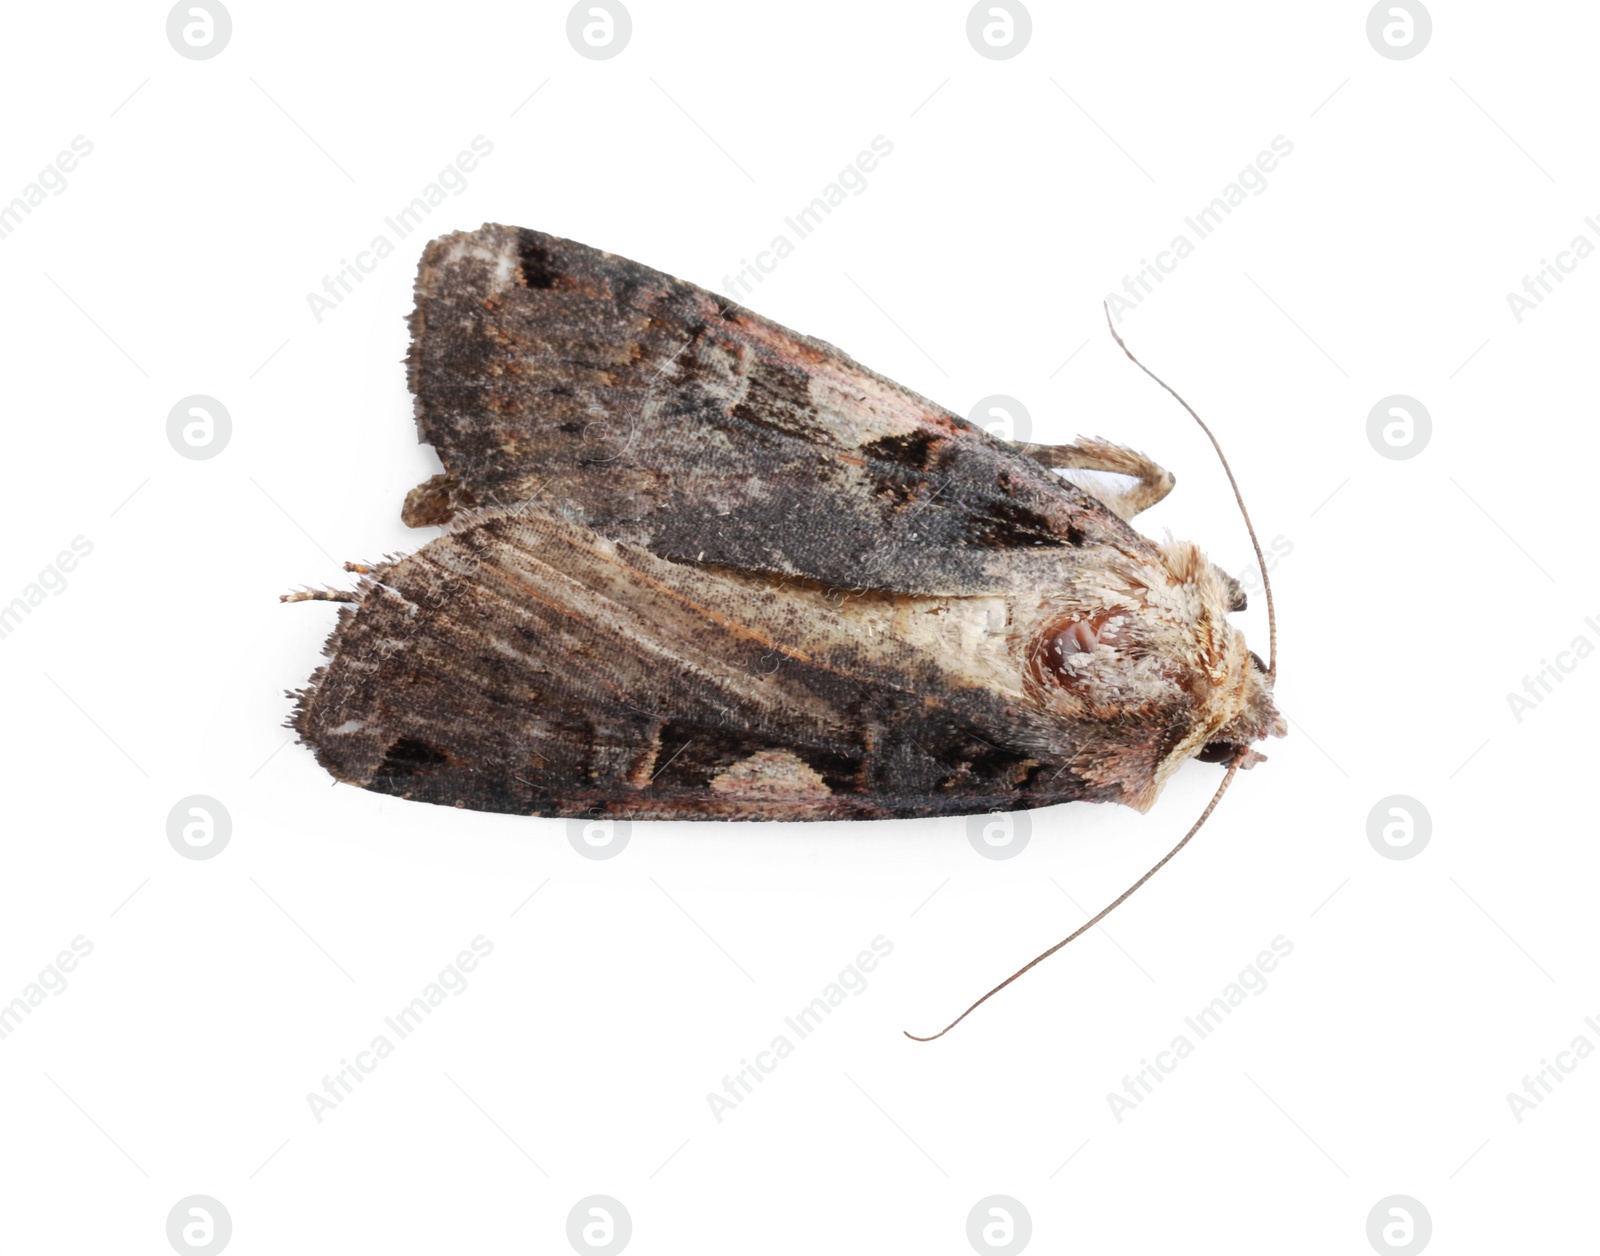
<box><xmin>403</xmin><ymin>224</ymin><xmax>1139</xmax><ymax>595</ymax></box>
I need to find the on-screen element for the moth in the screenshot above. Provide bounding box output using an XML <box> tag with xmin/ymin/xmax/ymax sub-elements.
<box><xmin>287</xmin><ymin>224</ymin><xmax>1285</xmax><ymax>1037</ymax></box>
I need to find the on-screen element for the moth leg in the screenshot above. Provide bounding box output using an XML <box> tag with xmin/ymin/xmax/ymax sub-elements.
<box><xmin>1018</xmin><ymin>438</ymin><xmax>1246</xmax><ymax>605</ymax></box>
<box><xmin>1017</xmin><ymin>437</ymin><xmax>1174</xmax><ymax>520</ymax></box>
<box><xmin>403</xmin><ymin>472</ymin><xmax>479</xmax><ymax>528</ymax></box>
<box><xmin>281</xmin><ymin>587</ymin><xmax>358</xmax><ymax>604</ymax></box>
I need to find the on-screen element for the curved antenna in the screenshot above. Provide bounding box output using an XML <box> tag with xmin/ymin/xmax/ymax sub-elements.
<box><xmin>905</xmin><ymin>313</ymin><xmax>1276</xmax><ymax>1042</ymax></box>
<box><xmin>1102</xmin><ymin>304</ymin><xmax>1276</xmax><ymax>678</ymax></box>
<box><xmin>904</xmin><ymin>758</ymin><xmax>1240</xmax><ymax>1042</ymax></box>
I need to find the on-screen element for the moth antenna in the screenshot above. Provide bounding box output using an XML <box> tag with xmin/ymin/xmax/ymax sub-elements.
<box><xmin>905</xmin><ymin>316</ymin><xmax>1273</xmax><ymax>1041</ymax></box>
<box><xmin>1101</xmin><ymin>304</ymin><xmax>1276</xmax><ymax>679</ymax></box>
<box><xmin>904</xmin><ymin>757</ymin><xmax>1241</xmax><ymax>1042</ymax></box>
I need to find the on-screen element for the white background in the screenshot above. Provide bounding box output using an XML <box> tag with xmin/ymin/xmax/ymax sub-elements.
<box><xmin>1</xmin><ymin>1</ymin><xmax>1595</xmax><ymax>1252</ymax></box>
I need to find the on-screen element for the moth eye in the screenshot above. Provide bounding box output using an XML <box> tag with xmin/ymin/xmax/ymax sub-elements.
<box><xmin>1196</xmin><ymin>741</ymin><xmax>1237</xmax><ymax>763</ymax></box>
<box><xmin>1249</xmin><ymin>650</ymin><xmax>1267</xmax><ymax>675</ymax></box>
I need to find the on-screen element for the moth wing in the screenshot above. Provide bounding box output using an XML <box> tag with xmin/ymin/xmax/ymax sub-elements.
<box><xmin>403</xmin><ymin>224</ymin><xmax>1137</xmax><ymax>595</ymax></box>
<box><xmin>292</xmin><ymin>508</ymin><xmax>1101</xmax><ymax>820</ymax></box>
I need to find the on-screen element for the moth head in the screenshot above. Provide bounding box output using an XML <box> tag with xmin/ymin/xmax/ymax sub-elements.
<box><xmin>1028</xmin><ymin>537</ymin><xmax>1284</xmax><ymax>811</ymax></box>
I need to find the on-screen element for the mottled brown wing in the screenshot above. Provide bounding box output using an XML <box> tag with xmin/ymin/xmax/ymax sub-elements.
<box><xmin>291</xmin><ymin>507</ymin><xmax>1116</xmax><ymax>820</ymax></box>
<box><xmin>402</xmin><ymin>224</ymin><xmax>1138</xmax><ymax>595</ymax></box>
